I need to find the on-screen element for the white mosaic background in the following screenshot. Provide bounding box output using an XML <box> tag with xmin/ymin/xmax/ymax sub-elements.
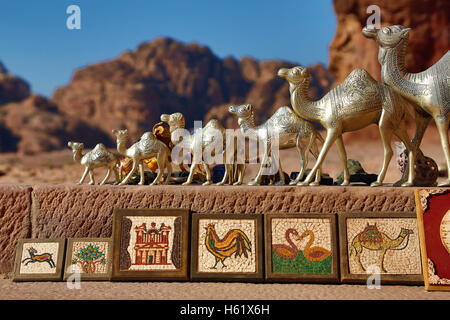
<box><xmin>127</xmin><ymin>216</ymin><xmax>178</xmax><ymax>271</ymax></box>
<box><xmin>197</xmin><ymin>218</ymin><xmax>257</xmax><ymax>273</ymax></box>
<box><xmin>346</xmin><ymin>218</ymin><xmax>421</xmax><ymax>275</ymax></box>
<box><xmin>70</xmin><ymin>241</ymin><xmax>109</xmax><ymax>274</ymax></box>
<box><xmin>272</xmin><ymin>218</ymin><xmax>332</xmax><ymax>252</ymax></box>
<box><xmin>19</xmin><ymin>242</ymin><xmax>59</xmax><ymax>274</ymax></box>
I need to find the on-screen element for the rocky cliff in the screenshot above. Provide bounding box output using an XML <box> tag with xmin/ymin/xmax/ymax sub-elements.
<box><xmin>329</xmin><ymin>0</ymin><xmax>450</xmax><ymax>83</ymax></box>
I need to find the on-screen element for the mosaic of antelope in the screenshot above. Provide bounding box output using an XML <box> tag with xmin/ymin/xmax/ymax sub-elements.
<box><xmin>21</xmin><ymin>247</ymin><xmax>56</xmax><ymax>268</ymax></box>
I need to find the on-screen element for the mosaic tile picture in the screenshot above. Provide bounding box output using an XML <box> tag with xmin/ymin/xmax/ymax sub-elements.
<box><xmin>415</xmin><ymin>188</ymin><xmax>450</xmax><ymax>291</ymax></box>
<box><xmin>64</xmin><ymin>238</ymin><xmax>113</xmax><ymax>281</ymax></box>
<box><xmin>264</xmin><ymin>214</ymin><xmax>339</xmax><ymax>282</ymax></box>
<box><xmin>112</xmin><ymin>208</ymin><xmax>190</xmax><ymax>280</ymax></box>
<box><xmin>339</xmin><ymin>212</ymin><xmax>423</xmax><ymax>284</ymax></box>
<box><xmin>191</xmin><ymin>214</ymin><xmax>263</xmax><ymax>281</ymax></box>
<box><xmin>13</xmin><ymin>238</ymin><xmax>66</xmax><ymax>282</ymax></box>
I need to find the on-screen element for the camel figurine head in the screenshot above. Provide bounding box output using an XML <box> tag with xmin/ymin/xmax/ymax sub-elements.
<box><xmin>160</xmin><ymin>113</ymin><xmax>185</xmax><ymax>132</ymax></box>
<box><xmin>112</xmin><ymin>129</ymin><xmax>129</xmax><ymax>140</ymax></box>
<box><xmin>68</xmin><ymin>141</ymin><xmax>84</xmax><ymax>154</ymax></box>
<box><xmin>362</xmin><ymin>25</ymin><xmax>411</xmax><ymax>48</ymax></box>
<box><xmin>278</xmin><ymin>66</ymin><xmax>311</xmax><ymax>85</ymax></box>
<box><xmin>228</xmin><ymin>104</ymin><xmax>253</xmax><ymax>120</ymax></box>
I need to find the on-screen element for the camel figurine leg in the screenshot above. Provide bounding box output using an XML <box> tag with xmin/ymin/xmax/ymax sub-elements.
<box><xmin>78</xmin><ymin>167</ymin><xmax>90</xmax><ymax>185</ymax></box>
<box><xmin>233</xmin><ymin>164</ymin><xmax>245</xmax><ymax>185</ymax></box>
<box><xmin>150</xmin><ymin>156</ymin><xmax>164</xmax><ymax>186</ymax></box>
<box><xmin>394</xmin><ymin>121</ymin><xmax>416</xmax><ymax>187</ymax></box>
<box><xmin>100</xmin><ymin>169</ymin><xmax>111</xmax><ymax>185</ymax></box>
<box><xmin>311</xmin><ymin>138</ymin><xmax>322</xmax><ymax>185</ymax></box>
<box><xmin>291</xmin><ymin>134</ymin><xmax>307</xmax><ymax>185</ymax></box>
<box><xmin>202</xmin><ymin>161</ymin><xmax>213</xmax><ymax>186</ymax></box>
<box><xmin>216</xmin><ymin>163</ymin><xmax>231</xmax><ymax>186</ymax></box>
<box><xmin>435</xmin><ymin>115</ymin><xmax>450</xmax><ymax>186</ymax></box>
<box><xmin>249</xmin><ymin>141</ymin><xmax>270</xmax><ymax>185</ymax></box>
<box><xmin>112</xmin><ymin>166</ymin><xmax>120</xmax><ymax>185</ymax></box>
<box><xmin>119</xmin><ymin>161</ymin><xmax>138</xmax><ymax>186</ymax></box>
<box><xmin>334</xmin><ymin>135</ymin><xmax>350</xmax><ymax>186</ymax></box>
<box><xmin>300</xmin><ymin>128</ymin><xmax>338</xmax><ymax>186</ymax></box>
<box><xmin>371</xmin><ymin>121</ymin><xmax>394</xmax><ymax>187</ymax></box>
<box><xmin>182</xmin><ymin>156</ymin><xmax>198</xmax><ymax>186</ymax></box>
<box><xmin>163</xmin><ymin>160</ymin><xmax>173</xmax><ymax>185</ymax></box>
<box><xmin>88</xmin><ymin>170</ymin><xmax>95</xmax><ymax>185</ymax></box>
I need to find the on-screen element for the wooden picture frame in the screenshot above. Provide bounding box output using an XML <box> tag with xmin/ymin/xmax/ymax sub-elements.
<box><xmin>415</xmin><ymin>188</ymin><xmax>450</xmax><ymax>291</ymax></box>
<box><xmin>338</xmin><ymin>212</ymin><xmax>423</xmax><ymax>285</ymax></box>
<box><xmin>112</xmin><ymin>208</ymin><xmax>190</xmax><ymax>281</ymax></box>
<box><xmin>191</xmin><ymin>213</ymin><xmax>263</xmax><ymax>282</ymax></box>
<box><xmin>264</xmin><ymin>213</ymin><xmax>339</xmax><ymax>283</ymax></box>
<box><xmin>13</xmin><ymin>238</ymin><xmax>66</xmax><ymax>282</ymax></box>
<box><xmin>64</xmin><ymin>238</ymin><xmax>113</xmax><ymax>281</ymax></box>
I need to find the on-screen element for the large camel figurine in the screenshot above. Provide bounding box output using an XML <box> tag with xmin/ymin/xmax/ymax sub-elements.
<box><xmin>350</xmin><ymin>224</ymin><xmax>414</xmax><ymax>273</ymax></box>
<box><xmin>278</xmin><ymin>66</ymin><xmax>416</xmax><ymax>187</ymax></box>
<box><xmin>228</xmin><ymin>104</ymin><xmax>324</xmax><ymax>185</ymax></box>
<box><xmin>68</xmin><ymin>142</ymin><xmax>120</xmax><ymax>185</ymax></box>
<box><xmin>363</xmin><ymin>25</ymin><xmax>450</xmax><ymax>186</ymax></box>
<box><xmin>160</xmin><ymin>113</ymin><xmax>233</xmax><ymax>186</ymax></box>
<box><xmin>112</xmin><ymin>129</ymin><xmax>172</xmax><ymax>186</ymax></box>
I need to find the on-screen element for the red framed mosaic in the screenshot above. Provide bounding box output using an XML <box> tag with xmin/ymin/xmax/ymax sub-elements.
<box><xmin>415</xmin><ymin>188</ymin><xmax>450</xmax><ymax>291</ymax></box>
<box><xmin>111</xmin><ymin>208</ymin><xmax>190</xmax><ymax>281</ymax></box>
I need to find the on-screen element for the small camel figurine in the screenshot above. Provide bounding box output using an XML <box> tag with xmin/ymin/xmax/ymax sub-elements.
<box><xmin>363</xmin><ymin>25</ymin><xmax>450</xmax><ymax>186</ymax></box>
<box><xmin>228</xmin><ymin>104</ymin><xmax>324</xmax><ymax>185</ymax></box>
<box><xmin>351</xmin><ymin>224</ymin><xmax>413</xmax><ymax>273</ymax></box>
<box><xmin>112</xmin><ymin>129</ymin><xmax>172</xmax><ymax>186</ymax></box>
<box><xmin>68</xmin><ymin>141</ymin><xmax>120</xmax><ymax>185</ymax></box>
<box><xmin>160</xmin><ymin>113</ymin><xmax>234</xmax><ymax>186</ymax></box>
<box><xmin>278</xmin><ymin>66</ymin><xmax>416</xmax><ymax>187</ymax></box>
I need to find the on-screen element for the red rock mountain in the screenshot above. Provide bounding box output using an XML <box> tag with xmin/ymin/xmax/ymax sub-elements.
<box><xmin>52</xmin><ymin>38</ymin><xmax>333</xmax><ymax>143</ymax></box>
<box><xmin>329</xmin><ymin>0</ymin><xmax>449</xmax><ymax>83</ymax></box>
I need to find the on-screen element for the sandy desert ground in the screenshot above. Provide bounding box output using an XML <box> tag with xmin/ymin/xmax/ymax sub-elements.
<box><xmin>0</xmin><ymin>280</ymin><xmax>449</xmax><ymax>300</ymax></box>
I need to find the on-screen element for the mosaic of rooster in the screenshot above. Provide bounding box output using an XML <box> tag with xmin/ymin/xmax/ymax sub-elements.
<box><xmin>204</xmin><ymin>223</ymin><xmax>252</xmax><ymax>268</ymax></box>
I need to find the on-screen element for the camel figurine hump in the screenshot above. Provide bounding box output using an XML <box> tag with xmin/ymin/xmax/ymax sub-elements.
<box><xmin>278</xmin><ymin>65</ymin><xmax>416</xmax><ymax>187</ymax></box>
<box><xmin>112</xmin><ymin>129</ymin><xmax>172</xmax><ymax>186</ymax></box>
<box><xmin>67</xmin><ymin>141</ymin><xmax>120</xmax><ymax>185</ymax></box>
<box><xmin>228</xmin><ymin>103</ymin><xmax>324</xmax><ymax>186</ymax></box>
<box><xmin>363</xmin><ymin>25</ymin><xmax>450</xmax><ymax>186</ymax></box>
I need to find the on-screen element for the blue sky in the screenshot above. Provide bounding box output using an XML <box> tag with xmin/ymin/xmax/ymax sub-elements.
<box><xmin>0</xmin><ymin>1</ymin><xmax>336</xmax><ymax>97</ymax></box>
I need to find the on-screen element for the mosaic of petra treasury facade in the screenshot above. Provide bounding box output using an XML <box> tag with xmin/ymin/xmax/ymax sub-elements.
<box><xmin>120</xmin><ymin>215</ymin><xmax>182</xmax><ymax>271</ymax></box>
<box><xmin>345</xmin><ymin>218</ymin><xmax>421</xmax><ymax>275</ymax></box>
<box><xmin>196</xmin><ymin>218</ymin><xmax>257</xmax><ymax>273</ymax></box>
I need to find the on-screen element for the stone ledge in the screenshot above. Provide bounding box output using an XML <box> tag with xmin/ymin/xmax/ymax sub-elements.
<box><xmin>0</xmin><ymin>184</ymin><xmax>32</xmax><ymax>274</ymax></box>
<box><xmin>0</xmin><ymin>184</ymin><xmax>417</xmax><ymax>275</ymax></box>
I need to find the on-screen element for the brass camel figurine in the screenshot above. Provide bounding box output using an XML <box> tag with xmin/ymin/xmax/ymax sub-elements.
<box><xmin>278</xmin><ymin>66</ymin><xmax>416</xmax><ymax>187</ymax></box>
<box><xmin>228</xmin><ymin>104</ymin><xmax>324</xmax><ymax>185</ymax></box>
<box><xmin>68</xmin><ymin>142</ymin><xmax>120</xmax><ymax>185</ymax></box>
<box><xmin>351</xmin><ymin>224</ymin><xmax>413</xmax><ymax>273</ymax></box>
<box><xmin>160</xmin><ymin>113</ymin><xmax>233</xmax><ymax>186</ymax></box>
<box><xmin>363</xmin><ymin>25</ymin><xmax>450</xmax><ymax>186</ymax></box>
<box><xmin>112</xmin><ymin>129</ymin><xmax>172</xmax><ymax>186</ymax></box>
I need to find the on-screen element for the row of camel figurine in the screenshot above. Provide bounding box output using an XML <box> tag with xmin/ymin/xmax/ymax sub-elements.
<box><xmin>68</xmin><ymin>25</ymin><xmax>450</xmax><ymax>187</ymax></box>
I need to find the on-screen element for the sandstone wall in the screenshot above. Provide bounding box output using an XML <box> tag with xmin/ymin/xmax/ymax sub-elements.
<box><xmin>0</xmin><ymin>184</ymin><xmax>417</xmax><ymax>276</ymax></box>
